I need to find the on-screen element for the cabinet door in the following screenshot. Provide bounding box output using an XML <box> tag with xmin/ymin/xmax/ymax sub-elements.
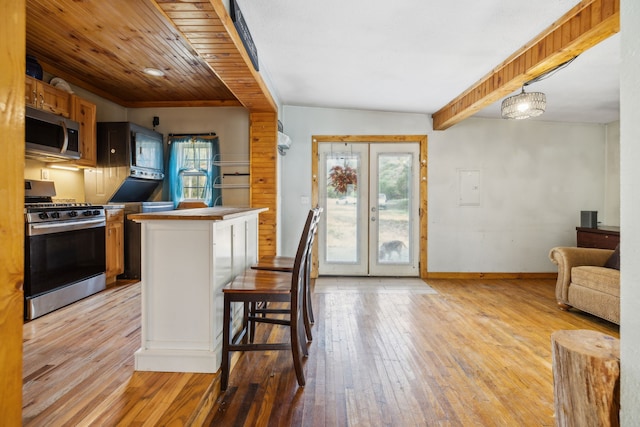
<box><xmin>25</xmin><ymin>75</ymin><xmax>71</xmax><ymax>117</ymax></box>
<box><xmin>106</xmin><ymin>209</ymin><xmax>125</xmax><ymax>283</ymax></box>
<box><xmin>39</xmin><ymin>83</ymin><xmax>71</xmax><ymax>117</ymax></box>
<box><xmin>71</xmin><ymin>96</ymin><xmax>97</xmax><ymax>167</ymax></box>
<box><xmin>112</xmin><ymin>220</ymin><xmax>124</xmax><ymax>276</ymax></box>
<box><xmin>25</xmin><ymin>76</ymin><xmax>38</xmax><ymax>107</ymax></box>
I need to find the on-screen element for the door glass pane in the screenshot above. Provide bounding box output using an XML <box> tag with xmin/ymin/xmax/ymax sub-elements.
<box><xmin>325</xmin><ymin>152</ymin><xmax>360</xmax><ymax>263</ymax></box>
<box><xmin>377</xmin><ymin>153</ymin><xmax>412</xmax><ymax>264</ymax></box>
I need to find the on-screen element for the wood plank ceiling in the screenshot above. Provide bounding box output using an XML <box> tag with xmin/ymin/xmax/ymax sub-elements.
<box><xmin>152</xmin><ymin>0</ymin><xmax>276</xmax><ymax>112</ymax></box>
<box><xmin>25</xmin><ymin>0</ymin><xmax>279</xmax><ymax>256</ymax></box>
<box><xmin>25</xmin><ymin>0</ymin><xmax>275</xmax><ymax>112</ymax></box>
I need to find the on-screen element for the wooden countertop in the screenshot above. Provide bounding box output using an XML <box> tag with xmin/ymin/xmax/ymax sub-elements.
<box><xmin>128</xmin><ymin>207</ymin><xmax>268</xmax><ymax>221</ymax></box>
<box><xmin>104</xmin><ymin>204</ymin><xmax>126</xmax><ymax>210</ymax></box>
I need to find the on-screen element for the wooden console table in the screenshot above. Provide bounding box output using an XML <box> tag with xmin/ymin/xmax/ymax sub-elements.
<box><xmin>576</xmin><ymin>226</ymin><xmax>620</xmax><ymax>250</ymax></box>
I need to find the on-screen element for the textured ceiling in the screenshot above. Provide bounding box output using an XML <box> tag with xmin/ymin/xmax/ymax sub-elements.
<box><xmin>236</xmin><ymin>0</ymin><xmax>620</xmax><ymax>124</ymax></box>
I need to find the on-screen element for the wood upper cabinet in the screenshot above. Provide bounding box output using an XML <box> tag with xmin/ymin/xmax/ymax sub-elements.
<box><xmin>24</xmin><ymin>75</ymin><xmax>38</xmax><ymax>106</ymax></box>
<box><xmin>24</xmin><ymin>75</ymin><xmax>71</xmax><ymax>117</ymax></box>
<box><xmin>71</xmin><ymin>95</ymin><xmax>97</xmax><ymax>167</ymax></box>
<box><xmin>106</xmin><ymin>208</ymin><xmax>125</xmax><ymax>285</ymax></box>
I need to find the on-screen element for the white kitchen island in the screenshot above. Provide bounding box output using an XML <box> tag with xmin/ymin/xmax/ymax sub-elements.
<box><xmin>128</xmin><ymin>206</ymin><xmax>268</xmax><ymax>373</ymax></box>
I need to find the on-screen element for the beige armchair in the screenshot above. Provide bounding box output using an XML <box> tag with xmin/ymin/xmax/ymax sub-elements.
<box><xmin>549</xmin><ymin>246</ymin><xmax>620</xmax><ymax>324</ymax></box>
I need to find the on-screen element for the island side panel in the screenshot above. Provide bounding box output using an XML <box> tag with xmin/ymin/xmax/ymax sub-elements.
<box><xmin>134</xmin><ymin>213</ymin><xmax>259</xmax><ymax>373</ymax></box>
<box><xmin>135</xmin><ymin>220</ymin><xmax>217</xmax><ymax>373</ymax></box>
<box><xmin>213</xmin><ymin>215</ymin><xmax>259</xmax><ymax>353</ymax></box>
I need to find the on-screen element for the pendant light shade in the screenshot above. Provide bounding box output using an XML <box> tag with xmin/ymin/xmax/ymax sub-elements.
<box><xmin>501</xmin><ymin>88</ymin><xmax>546</xmax><ymax>120</ymax></box>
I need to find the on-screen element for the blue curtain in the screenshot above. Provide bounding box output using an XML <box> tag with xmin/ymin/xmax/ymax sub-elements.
<box><xmin>167</xmin><ymin>134</ymin><xmax>221</xmax><ymax>208</ymax></box>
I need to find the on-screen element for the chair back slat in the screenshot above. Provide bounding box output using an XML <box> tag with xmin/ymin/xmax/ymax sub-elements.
<box><xmin>287</xmin><ymin>209</ymin><xmax>317</xmax><ymax>360</ymax></box>
<box><xmin>291</xmin><ymin>209</ymin><xmax>316</xmax><ymax>297</ymax></box>
<box><xmin>302</xmin><ymin>207</ymin><xmax>322</xmax><ymax>286</ymax></box>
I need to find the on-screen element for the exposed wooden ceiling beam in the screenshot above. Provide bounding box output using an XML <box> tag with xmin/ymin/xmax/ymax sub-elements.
<box><xmin>152</xmin><ymin>0</ymin><xmax>277</xmax><ymax>113</ymax></box>
<box><xmin>432</xmin><ymin>0</ymin><xmax>619</xmax><ymax>131</ymax></box>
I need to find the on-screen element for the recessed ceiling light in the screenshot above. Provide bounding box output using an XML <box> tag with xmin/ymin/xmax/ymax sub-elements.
<box><xmin>143</xmin><ymin>67</ymin><xmax>165</xmax><ymax>77</ymax></box>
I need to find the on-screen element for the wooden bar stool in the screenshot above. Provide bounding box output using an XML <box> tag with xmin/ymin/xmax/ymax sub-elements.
<box><xmin>220</xmin><ymin>209</ymin><xmax>316</xmax><ymax>391</ymax></box>
<box><xmin>251</xmin><ymin>207</ymin><xmax>322</xmax><ymax>342</ymax></box>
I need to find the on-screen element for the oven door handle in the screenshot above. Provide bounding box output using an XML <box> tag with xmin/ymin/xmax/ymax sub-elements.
<box><xmin>28</xmin><ymin>219</ymin><xmax>106</xmax><ymax>235</ymax></box>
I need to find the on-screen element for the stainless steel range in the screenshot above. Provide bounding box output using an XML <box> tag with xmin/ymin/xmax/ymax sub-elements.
<box><xmin>24</xmin><ymin>179</ymin><xmax>106</xmax><ymax>320</ymax></box>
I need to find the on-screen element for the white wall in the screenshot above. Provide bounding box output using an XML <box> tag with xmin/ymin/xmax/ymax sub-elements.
<box><xmin>71</xmin><ymin>85</ymin><xmax>127</xmax><ymax>122</ymax></box>
<box><xmin>127</xmin><ymin>107</ymin><xmax>249</xmax><ymax>157</ymax></box>
<box><xmin>605</xmin><ymin>120</ymin><xmax>621</xmax><ymax>226</ymax></box>
<box><xmin>620</xmin><ymin>0</ymin><xmax>640</xmax><ymax>422</ymax></box>
<box><xmin>429</xmin><ymin>117</ymin><xmax>606</xmax><ymax>272</ymax></box>
<box><xmin>280</xmin><ymin>105</ymin><xmax>612</xmax><ymax>273</ymax></box>
<box><xmin>127</xmin><ymin>107</ymin><xmax>250</xmax><ymax>205</ymax></box>
<box><xmin>280</xmin><ymin>106</ymin><xmax>430</xmax><ymax>255</ymax></box>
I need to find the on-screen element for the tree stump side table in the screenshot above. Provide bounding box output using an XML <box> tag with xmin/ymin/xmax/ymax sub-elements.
<box><xmin>551</xmin><ymin>329</ymin><xmax>620</xmax><ymax>427</ymax></box>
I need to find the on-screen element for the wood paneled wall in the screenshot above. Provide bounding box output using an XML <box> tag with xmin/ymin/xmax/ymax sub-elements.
<box><xmin>250</xmin><ymin>112</ymin><xmax>278</xmax><ymax>256</ymax></box>
<box><xmin>0</xmin><ymin>0</ymin><xmax>26</xmax><ymax>422</ymax></box>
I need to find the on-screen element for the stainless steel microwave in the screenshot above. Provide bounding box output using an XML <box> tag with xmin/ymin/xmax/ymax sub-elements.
<box><xmin>25</xmin><ymin>106</ymin><xmax>80</xmax><ymax>162</ymax></box>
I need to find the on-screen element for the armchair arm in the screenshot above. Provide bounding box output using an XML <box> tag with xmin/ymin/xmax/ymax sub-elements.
<box><xmin>549</xmin><ymin>247</ymin><xmax>614</xmax><ymax>303</ymax></box>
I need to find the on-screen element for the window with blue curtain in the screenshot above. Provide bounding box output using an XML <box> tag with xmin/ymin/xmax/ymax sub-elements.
<box><xmin>167</xmin><ymin>134</ymin><xmax>221</xmax><ymax>208</ymax></box>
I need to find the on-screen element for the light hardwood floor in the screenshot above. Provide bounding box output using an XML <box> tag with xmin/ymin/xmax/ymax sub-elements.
<box><xmin>23</xmin><ymin>278</ymin><xmax>619</xmax><ymax>426</ymax></box>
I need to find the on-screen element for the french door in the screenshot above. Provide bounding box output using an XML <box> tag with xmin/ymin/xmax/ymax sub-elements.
<box><xmin>318</xmin><ymin>142</ymin><xmax>420</xmax><ymax>276</ymax></box>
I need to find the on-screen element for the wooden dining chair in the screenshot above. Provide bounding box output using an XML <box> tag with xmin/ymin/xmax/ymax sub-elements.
<box><xmin>220</xmin><ymin>209</ymin><xmax>316</xmax><ymax>391</ymax></box>
<box><xmin>251</xmin><ymin>207</ymin><xmax>322</xmax><ymax>342</ymax></box>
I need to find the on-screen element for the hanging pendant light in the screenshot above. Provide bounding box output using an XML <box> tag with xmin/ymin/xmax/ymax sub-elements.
<box><xmin>501</xmin><ymin>87</ymin><xmax>546</xmax><ymax>120</ymax></box>
<box><xmin>498</xmin><ymin>56</ymin><xmax>579</xmax><ymax>120</ymax></box>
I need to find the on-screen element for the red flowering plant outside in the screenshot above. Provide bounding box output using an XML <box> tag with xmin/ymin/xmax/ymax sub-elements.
<box><xmin>328</xmin><ymin>164</ymin><xmax>357</xmax><ymax>194</ymax></box>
